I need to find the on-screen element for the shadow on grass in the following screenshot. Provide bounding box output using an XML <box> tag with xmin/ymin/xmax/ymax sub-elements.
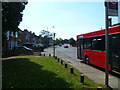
<box><xmin>2</xmin><ymin>58</ymin><xmax>73</xmax><ymax>88</ymax></box>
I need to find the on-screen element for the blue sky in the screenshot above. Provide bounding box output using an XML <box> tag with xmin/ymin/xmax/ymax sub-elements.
<box><xmin>19</xmin><ymin>1</ymin><xmax>118</xmax><ymax>40</ymax></box>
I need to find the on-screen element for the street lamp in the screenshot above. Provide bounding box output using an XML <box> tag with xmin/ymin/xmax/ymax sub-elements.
<box><xmin>52</xmin><ymin>26</ymin><xmax>55</xmax><ymax>57</ymax></box>
<box><xmin>53</xmin><ymin>32</ymin><xmax>55</xmax><ymax>57</ymax></box>
<box><xmin>47</xmin><ymin>26</ymin><xmax>55</xmax><ymax>57</ymax></box>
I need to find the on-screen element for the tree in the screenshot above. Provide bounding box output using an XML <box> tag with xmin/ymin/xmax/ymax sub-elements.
<box><xmin>2</xmin><ymin>1</ymin><xmax>28</xmax><ymax>42</ymax></box>
<box><xmin>54</xmin><ymin>38</ymin><xmax>64</xmax><ymax>45</ymax></box>
<box><xmin>69</xmin><ymin>38</ymin><xmax>76</xmax><ymax>46</ymax></box>
<box><xmin>55</xmin><ymin>38</ymin><xmax>60</xmax><ymax>45</ymax></box>
<box><xmin>40</xmin><ymin>30</ymin><xmax>53</xmax><ymax>38</ymax></box>
<box><xmin>39</xmin><ymin>30</ymin><xmax>53</xmax><ymax>47</ymax></box>
<box><xmin>63</xmin><ymin>39</ymin><xmax>69</xmax><ymax>44</ymax></box>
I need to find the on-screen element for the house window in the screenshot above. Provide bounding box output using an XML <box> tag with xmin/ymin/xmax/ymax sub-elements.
<box><xmin>11</xmin><ymin>31</ymin><xmax>14</xmax><ymax>36</ymax></box>
<box><xmin>6</xmin><ymin>31</ymin><xmax>10</xmax><ymax>40</ymax></box>
<box><xmin>15</xmin><ymin>32</ymin><xmax>18</xmax><ymax>37</ymax></box>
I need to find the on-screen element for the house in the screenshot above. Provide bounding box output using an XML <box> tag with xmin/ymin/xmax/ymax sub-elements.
<box><xmin>5</xmin><ymin>31</ymin><xmax>18</xmax><ymax>50</ymax></box>
<box><xmin>2</xmin><ymin>30</ymin><xmax>19</xmax><ymax>57</ymax></box>
<box><xmin>3</xmin><ymin>29</ymin><xmax>40</xmax><ymax>49</ymax></box>
<box><xmin>2</xmin><ymin>29</ymin><xmax>40</xmax><ymax>56</ymax></box>
<box><xmin>18</xmin><ymin>29</ymin><xmax>40</xmax><ymax>46</ymax></box>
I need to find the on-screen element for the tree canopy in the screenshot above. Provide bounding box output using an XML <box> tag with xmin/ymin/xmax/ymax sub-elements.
<box><xmin>69</xmin><ymin>38</ymin><xmax>76</xmax><ymax>45</ymax></box>
<box><xmin>40</xmin><ymin>30</ymin><xmax>53</xmax><ymax>38</ymax></box>
<box><xmin>2</xmin><ymin>1</ymin><xmax>28</xmax><ymax>41</ymax></box>
<box><xmin>39</xmin><ymin>30</ymin><xmax>53</xmax><ymax>47</ymax></box>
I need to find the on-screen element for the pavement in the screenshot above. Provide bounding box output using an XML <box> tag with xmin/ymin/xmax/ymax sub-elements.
<box><xmin>41</xmin><ymin>46</ymin><xmax>120</xmax><ymax>90</ymax></box>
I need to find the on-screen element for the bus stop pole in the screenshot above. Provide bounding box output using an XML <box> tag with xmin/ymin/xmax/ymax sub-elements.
<box><xmin>105</xmin><ymin>5</ymin><xmax>109</xmax><ymax>87</ymax></box>
<box><xmin>118</xmin><ymin>1</ymin><xmax>120</xmax><ymax>23</ymax></box>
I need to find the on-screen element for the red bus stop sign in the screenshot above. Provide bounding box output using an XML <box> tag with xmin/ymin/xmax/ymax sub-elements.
<box><xmin>105</xmin><ymin>0</ymin><xmax>118</xmax><ymax>16</ymax></box>
<box><xmin>108</xmin><ymin>2</ymin><xmax>118</xmax><ymax>10</ymax></box>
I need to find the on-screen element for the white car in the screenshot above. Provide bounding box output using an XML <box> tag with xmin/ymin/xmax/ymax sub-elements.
<box><xmin>63</xmin><ymin>44</ymin><xmax>69</xmax><ymax>48</ymax></box>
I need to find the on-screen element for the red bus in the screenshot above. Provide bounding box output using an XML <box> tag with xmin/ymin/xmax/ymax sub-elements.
<box><xmin>77</xmin><ymin>25</ymin><xmax>120</xmax><ymax>73</ymax></box>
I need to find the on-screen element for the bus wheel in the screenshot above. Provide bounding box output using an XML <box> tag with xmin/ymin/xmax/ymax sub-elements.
<box><xmin>85</xmin><ymin>56</ymin><xmax>90</xmax><ymax>65</ymax></box>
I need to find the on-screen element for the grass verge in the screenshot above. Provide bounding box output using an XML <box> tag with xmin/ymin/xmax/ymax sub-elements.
<box><xmin>2</xmin><ymin>55</ymin><xmax>106</xmax><ymax>88</ymax></box>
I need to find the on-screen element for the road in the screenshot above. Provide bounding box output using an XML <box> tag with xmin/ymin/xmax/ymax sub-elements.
<box><xmin>42</xmin><ymin>45</ymin><xmax>120</xmax><ymax>89</ymax></box>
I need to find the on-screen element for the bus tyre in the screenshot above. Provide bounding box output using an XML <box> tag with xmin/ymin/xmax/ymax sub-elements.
<box><xmin>85</xmin><ymin>57</ymin><xmax>90</xmax><ymax>65</ymax></box>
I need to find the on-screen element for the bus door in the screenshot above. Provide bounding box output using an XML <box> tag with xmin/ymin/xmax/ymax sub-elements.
<box><xmin>77</xmin><ymin>39</ymin><xmax>84</xmax><ymax>59</ymax></box>
<box><xmin>110</xmin><ymin>34</ymin><xmax>120</xmax><ymax>72</ymax></box>
<box><xmin>77</xmin><ymin>39</ymin><xmax>80</xmax><ymax>59</ymax></box>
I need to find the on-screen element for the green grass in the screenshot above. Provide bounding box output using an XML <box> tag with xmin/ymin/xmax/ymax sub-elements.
<box><xmin>2</xmin><ymin>55</ymin><xmax>106</xmax><ymax>88</ymax></box>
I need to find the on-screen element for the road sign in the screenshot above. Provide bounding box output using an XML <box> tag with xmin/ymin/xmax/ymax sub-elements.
<box><xmin>105</xmin><ymin>0</ymin><xmax>118</xmax><ymax>16</ymax></box>
<box><xmin>108</xmin><ymin>2</ymin><xmax>118</xmax><ymax>9</ymax></box>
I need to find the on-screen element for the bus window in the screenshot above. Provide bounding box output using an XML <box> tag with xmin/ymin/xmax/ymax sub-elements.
<box><xmin>84</xmin><ymin>38</ymin><xmax>92</xmax><ymax>50</ymax></box>
<box><xmin>92</xmin><ymin>36</ymin><xmax>105</xmax><ymax>51</ymax></box>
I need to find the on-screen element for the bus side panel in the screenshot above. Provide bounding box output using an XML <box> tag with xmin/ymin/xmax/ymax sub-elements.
<box><xmin>84</xmin><ymin>50</ymin><xmax>106</xmax><ymax>69</ymax></box>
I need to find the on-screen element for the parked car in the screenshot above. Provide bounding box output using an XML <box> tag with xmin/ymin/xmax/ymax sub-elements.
<box><xmin>22</xmin><ymin>43</ymin><xmax>38</xmax><ymax>51</ymax></box>
<box><xmin>11</xmin><ymin>46</ymin><xmax>34</xmax><ymax>55</ymax></box>
<box><xmin>22</xmin><ymin>43</ymin><xmax>37</xmax><ymax>49</ymax></box>
<box><xmin>63</xmin><ymin>44</ymin><xmax>69</xmax><ymax>48</ymax></box>
<box><xmin>37</xmin><ymin>44</ymin><xmax>44</xmax><ymax>48</ymax></box>
<box><xmin>22</xmin><ymin>43</ymin><xmax>45</xmax><ymax>52</ymax></box>
<box><xmin>59</xmin><ymin>44</ymin><xmax>62</xmax><ymax>46</ymax></box>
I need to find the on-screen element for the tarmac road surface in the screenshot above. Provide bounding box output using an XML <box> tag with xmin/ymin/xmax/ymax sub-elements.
<box><xmin>42</xmin><ymin>45</ymin><xmax>120</xmax><ymax>89</ymax></box>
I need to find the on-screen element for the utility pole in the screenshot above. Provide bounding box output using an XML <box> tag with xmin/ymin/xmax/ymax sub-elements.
<box><xmin>52</xmin><ymin>26</ymin><xmax>55</xmax><ymax>57</ymax></box>
<box><xmin>53</xmin><ymin>33</ymin><xmax>55</xmax><ymax>57</ymax></box>
<box><xmin>47</xmin><ymin>27</ymin><xmax>48</xmax><ymax>47</ymax></box>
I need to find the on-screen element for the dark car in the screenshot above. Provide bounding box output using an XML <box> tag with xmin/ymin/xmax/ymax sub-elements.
<box><xmin>59</xmin><ymin>44</ymin><xmax>62</xmax><ymax>46</ymax></box>
<box><xmin>11</xmin><ymin>46</ymin><xmax>34</xmax><ymax>55</ymax></box>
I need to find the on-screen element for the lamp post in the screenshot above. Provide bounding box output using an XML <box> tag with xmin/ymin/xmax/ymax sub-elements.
<box><xmin>46</xmin><ymin>26</ymin><xmax>55</xmax><ymax>57</ymax></box>
<box><xmin>53</xmin><ymin>32</ymin><xmax>55</xmax><ymax>57</ymax></box>
<box><xmin>52</xmin><ymin>26</ymin><xmax>55</xmax><ymax>57</ymax></box>
<box><xmin>46</xmin><ymin>26</ymin><xmax>54</xmax><ymax>48</ymax></box>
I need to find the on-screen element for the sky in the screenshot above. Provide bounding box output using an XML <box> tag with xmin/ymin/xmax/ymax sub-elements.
<box><xmin>18</xmin><ymin>1</ymin><xmax>118</xmax><ymax>40</ymax></box>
